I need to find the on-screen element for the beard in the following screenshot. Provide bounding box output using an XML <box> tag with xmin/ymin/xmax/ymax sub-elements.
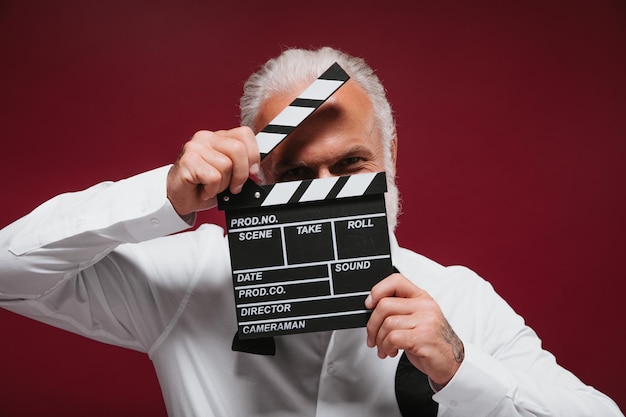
<box><xmin>384</xmin><ymin>173</ymin><xmax>401</xmax><ymax>234</ymax></box>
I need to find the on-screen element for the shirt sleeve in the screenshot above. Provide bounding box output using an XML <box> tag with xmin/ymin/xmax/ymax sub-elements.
<box><xmin>431</xmin><ymin>266</ymin><xmax>624</xmax><ymax>417</ymax></box>
<box><xmin>0</xmin><ymin>165</ymin><xmax>196</xmax><ymax>350</ymax></box>
<box><xmin>0</xmin><ymin>165</ymin><xmax>190</xmax><ymax>300</ymax></box>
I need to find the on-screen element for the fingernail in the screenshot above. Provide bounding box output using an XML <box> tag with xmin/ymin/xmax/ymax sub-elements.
<box><xmin>365</xmin><ymin>294</ymin><xmax>372</xmax><ymax>308</ymax></box>
<box><xmin>250</xmin><ymin>163</ymin><xmax>259</xmax><ymax>175</ymax></box>
<box><xmin>233</xmin><ymin>184</ymin><xmax>243</xmax><ymax>194</ymax></box>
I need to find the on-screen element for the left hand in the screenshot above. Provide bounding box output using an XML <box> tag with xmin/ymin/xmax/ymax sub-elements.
<box><xmin>365</xmin><ymin>273</ymin><xmax>465</xmax><ymax>388</ymax></box>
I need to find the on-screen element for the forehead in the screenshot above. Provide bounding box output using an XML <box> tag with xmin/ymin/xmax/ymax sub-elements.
<box><xmin>253</xmin><ymin>79</ymin><xmax>375</xmax><ymax>135</ymax></box>
<box><xmin>255</xmin><ymin>80</ymin><xmax>383</xmax><ymax>179</ymax></box>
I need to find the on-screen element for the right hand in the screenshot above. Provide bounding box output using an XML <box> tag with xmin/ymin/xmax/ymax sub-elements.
<box><xmin>167</xmin><ymin>127</ymin><xmax>260</xmax><ymax>216</ymax></box>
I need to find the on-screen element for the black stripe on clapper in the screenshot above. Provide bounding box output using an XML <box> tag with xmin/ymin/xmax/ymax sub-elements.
<box><xmin>291</xmin><ymin>98</ymin><xmax>325</xmax><ymax>108</ymax></box>
<box><xmin>319</xmin><ymin>62</ymin><xmax>351</xmax><ymax>81</ymax></box>
<box><xmin>287</xmin><ymin>180</ymin><xmax>311</xmax><ymax>204</ymax></box>
<box><xmin>261</xmin><ymin>125</ymin><xmax>296</xmax><ymax>135</ymax></box>
<box><xmin>260</xmin><ymin>184</ymin><xmax>275</xmax><ymax>205</ymax></box>
<box><xmin>325</xmin><ymin>176</ymin><xmax>350</xmax><ymax>200</ymax></box>
<box><xmin>364</xmin><ymin>172</ymin><xmax>388</xmax><ymax>195</ymax></box>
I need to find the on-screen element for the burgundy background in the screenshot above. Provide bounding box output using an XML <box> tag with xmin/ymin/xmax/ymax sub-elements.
<box><xmin>1</xmin><ymin>1</ymin><xmax>624</xmax><ymax>415</ymax></box>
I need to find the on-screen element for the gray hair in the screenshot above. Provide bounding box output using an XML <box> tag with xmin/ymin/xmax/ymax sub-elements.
<box><xmin>240</xmin><ymin>47</ymin><xmax>401</xmax><ymax>231</ymax></box>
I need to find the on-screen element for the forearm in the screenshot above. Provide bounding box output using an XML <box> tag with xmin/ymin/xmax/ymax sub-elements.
<box><xmin>0</xmin><ymin>165</ymin><xmax>191</xmax><ymax>301</ymax></box>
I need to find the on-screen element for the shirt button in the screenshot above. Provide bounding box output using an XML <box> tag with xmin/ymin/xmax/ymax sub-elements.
<box><xmin>327</xmin><ymin>363</ymin><xmax>335</xmax><ymax>374</ymax></box>
<box><xmin>72</xmin><ymin>218</ymin><xmax>83</xmax><ymax>229</ymax></box>
<box><xmin>150</xmin><ymin>218</ymin><xmax>160</xmax><ymax>226</ymax></box>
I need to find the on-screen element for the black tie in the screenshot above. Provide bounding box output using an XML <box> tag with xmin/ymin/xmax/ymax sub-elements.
<box><xmin>393</xmin><ymin>265</ymin><xmax>438</xmax><ymax>416</ymax></box>
<box><xmin>395</xmin><ymin>352</ymin><xmax>439</xmax><ymax>416</ymax></box>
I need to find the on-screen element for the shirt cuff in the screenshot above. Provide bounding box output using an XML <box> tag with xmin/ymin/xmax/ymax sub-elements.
<box><xmin>432</xmin><ymin>342</ymin><xmax>511</xmax><ymax>414</ymax></box>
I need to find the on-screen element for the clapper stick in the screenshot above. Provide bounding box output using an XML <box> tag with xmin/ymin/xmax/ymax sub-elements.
<box><xmin>218</xmin><ymin>62</ymin><xmax>350</xmax><ymax>206</ymax></box>
<box><xmin>218</xmin><ymin>63</ymin><xmax>393</xmax><ymax>341</ymax></box>
<box><xmin>218</xmin><ymin>62</ymin><xmax>349</xmax><ymax>205</ymax></box>
<box><xmin>256</xmin><ymin>62</ymin><xmax>350</xmax><ymax>161</ymax></box>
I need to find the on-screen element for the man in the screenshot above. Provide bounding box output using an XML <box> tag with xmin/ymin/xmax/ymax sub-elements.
<box><xmin>0</xmin><ymin>47</ymin><xmax>622</xmax><ymax>416</ymax></box>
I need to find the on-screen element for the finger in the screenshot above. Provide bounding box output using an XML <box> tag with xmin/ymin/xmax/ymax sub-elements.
<box><xmin>370</xmin><ymin>299</ymin><xmax>443</xmax><ymax>359</ymax></box>
<box><xmin>186</xmin><ymin>129</ymin><xmax>250</xmax><ymax>195</ymax></box>
<box><xmin>233</xmin><ymin>126</ymin><xmax>261</xmax><ymax>175</ymax></box>
<box><xmin>365</xmin><ymin>273</ymin><xmax>424</xmax><ymax>310</ymax></box>
<box><xmin>181</xmin><ymin>139</ymin><xmax>230</xmax><ymax>193</ymax></box>
<box><xmin>167</xmin><ymin>156</ymin><xmax>220</xmax><ymax>215</ymax></box>
<box><xmin>173</xmin><ymin>138</ymin><xmax>233</xmax><ymax>199</ymax></box>
<box><xmin>377</xmin><ymin>328</ymin><xmax>421</xmax><ymax>359</ymax></box>
<box><xmin>202</xmin><ymin>139</ymin><xmax>247</xmax><ymax>194</ymax></box>
<box><xmin>366</xmin><ymin>296</ymin><xmax>420</xmax><ymax>348</ymax></box>
<box><xmin>374</xmin><ymin>307</ymin><xmax>439</xmax><ymax>353</ymax></box>
<box><xmin>365</xmin><ymin>274</ymin><xmax>425</xmax><ymax>322</ymax></box>
<box><xmin>197</xmin><ymin>162</ymin><xmax>228</xmax><ymax>202</ymax></box>
<box><xmin>210</xmin><ymin>127</ymin><xmax>260</xmax><ymax>193</ymax></box>
<box><xmin>215</xmin><ymin>126</ymin><xmax>260</xmax><ymax>176</ymax></box>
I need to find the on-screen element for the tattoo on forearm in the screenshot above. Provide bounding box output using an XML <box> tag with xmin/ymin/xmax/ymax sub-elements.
<box><xmin>441</xmin><ymin>318</ymin><xmax>465</xmax><ymax>363</ymax></box>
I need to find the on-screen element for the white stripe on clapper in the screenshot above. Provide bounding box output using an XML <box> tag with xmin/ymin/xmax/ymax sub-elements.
<box><xmin>256</xmin><ymin>132</ymin><xmax>287</xmax><ymax>156</ymax></box>
<box><xmin>299</xmin><ymin>176</ymin><xmax>339</xmax><ymax>202</ymax></box>
<box><xmin>269</xmin><ymin>106</ymin><xmax>316</xmax><ymax>128</ymax></box>
<box><xmin>261</xmin><ymin>181</ymin><xmax>302</xmax><ymax>206</ymax></box>
<box><xmin>336</xmin><ymin>172</ymin><xmax>377</xmax><ymax>198</ymax></box>
<box><xmin>299</xmin><ymin>79</ymin><xmax>345</xmax><ymax>100</ymax></box>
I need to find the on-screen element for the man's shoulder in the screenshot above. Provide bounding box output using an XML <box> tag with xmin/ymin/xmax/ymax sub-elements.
<box><xmin>395</xmin><ymin>245</ymin><xmax>484</xmax><ymax>290</ymax></box>
<box><xmin>395</xmin><ymin>245</ymin><xmax>447</xmax><ymax>275</ymax></box>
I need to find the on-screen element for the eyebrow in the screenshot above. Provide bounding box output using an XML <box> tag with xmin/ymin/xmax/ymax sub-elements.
<box><xmin>273</xmin><ymin>143</ymin><xmax>377</xmax><ymax>173</ymax></box>
<box><xmin>331</xmin><ymin>143</ymin><xmax>376</xmax><ymax>162</ymax></box>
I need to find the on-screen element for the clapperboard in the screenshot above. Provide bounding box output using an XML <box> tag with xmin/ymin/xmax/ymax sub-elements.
<box><xmin>218</xmin><ymin>63</ymin><xmax>393</xmax><ymax>340</ymax></box>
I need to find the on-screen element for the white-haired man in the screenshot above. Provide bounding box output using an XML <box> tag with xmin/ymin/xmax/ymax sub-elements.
<box><xmin>0</xmin><ymin>47</ymin><xmax>622</xmax><ymax>417</ymax></box>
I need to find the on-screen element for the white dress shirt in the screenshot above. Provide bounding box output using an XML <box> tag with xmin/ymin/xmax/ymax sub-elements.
<box><xmin>0</xmin><ymin>166</ymin><xmax>622</xmax><ymax>417</ymax></box>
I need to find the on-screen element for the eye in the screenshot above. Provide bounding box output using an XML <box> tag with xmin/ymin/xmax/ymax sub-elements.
<box><xmin>339</xmin><ymin>156</ymin><xmax>364</xmax><ymax>166</ymax></box>
<box><xmin>334</xmin><ymin>156</ymin><xmax>366</xmax><ymax>174</ymax></box>
<box><xmin>277</xmin><ymin>166</ymin><xmax>315</xmax><ymax>182</ymax></box>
